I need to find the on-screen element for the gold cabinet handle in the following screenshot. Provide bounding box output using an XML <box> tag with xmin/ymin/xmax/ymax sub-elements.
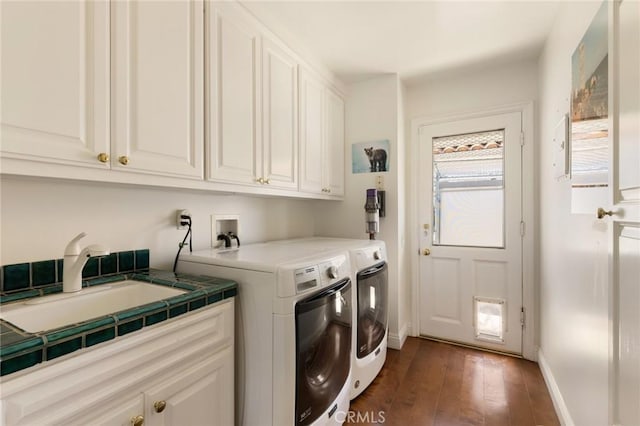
<box><xmin>97</xmin><ymin>153</ymin><xmax>109</xmax><ymax>163</ymax></box>
<box><xmin>597</xmin><ymin>207</ymin><xmax>614</xmax><ymax>219</ymax></box>
<box><xmin>130</xmin><ymin>415</ymin><xmax>144</xmax><ymax>426</ymax></box>
<box><xmin>154</xmin><ymin>400</ymin><xmax>167</xmax><ymax>413</ymax></box>
<box><xmin>256</xmin><ymin>177</ymin><xmax>264</xmax><ymax>184</ymax></box>
<box><xmin>423</xmin><ymin>248</ymin><xmax>431</xmax><ymax>256</ymax></box>
<box><xmin>119</xmin><ymin>155</ymin><xmax>129</xmax><ymax>166</ymax></box>
<box><xmin>264</xmin><ymin>178</ymin><xmax>271</xmax><ymax>184</ymax></box>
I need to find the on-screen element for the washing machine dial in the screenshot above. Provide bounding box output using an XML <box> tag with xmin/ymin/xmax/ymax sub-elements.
<box><xmin>373</xmin><ymin>250</ymin><xmax>381</xmax><ymax>260</ymax></box>
<box><xmin>327</xmin><ymin>265</ymin><xmax>339</xmax><ymax>279</ymax></box>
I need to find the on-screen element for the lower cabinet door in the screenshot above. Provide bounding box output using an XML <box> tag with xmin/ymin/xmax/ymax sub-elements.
<box><xmin>53</xmin><ymin>395</ymin><xmax>144</xmax><ymax>426</ymax></box>
<box><xmin>144</xmin><ymin>346</ymin><xmax>234</xmax><ymax>426</ymax></box>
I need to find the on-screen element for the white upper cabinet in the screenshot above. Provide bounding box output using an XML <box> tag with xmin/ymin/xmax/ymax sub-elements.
<box><xmin>262</xmin><ymin>37</ymin><xmax>298</xmax><ymax>190</ymax></box>
<box><xmin>207</xmin><ymin>3</ymin><xmax>261</xmax><ymax>185</ymax></box>
<box><xmin>207</xmin><ymin>4</ymin><xmax>299</xmax><ymax>191</ymax></box>
<box><xmin>299</xmin><ymin>67</ymin><xmax>345</xmax><ymax>196</ymax></box>
<box><xmin>1</xmin><ymin>1</ymin><xmax>343</xmax><ymax>198</ymax></box>
<box><xmin>111</xmin><ymin>0</ymin><xmax>204</xmax><ymax>179</ymax></box>
<box><xmin>325</xmin><ymin>88</ymin><xmax>345</xmax><ymax>196</ymax></box>
<box><xmin>0</xmin><ymin>1</ymin><xmax>110</xmax><ymax>167</ymax></box>
<box><xmin>299</xmin><ymin>68</ymin><xmax>326</xmax><ymax>194</ymax></box>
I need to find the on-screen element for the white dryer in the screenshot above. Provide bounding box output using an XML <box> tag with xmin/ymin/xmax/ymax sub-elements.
<box><xmin>268</xmin><ymin>238</ymin><xmax>389</xmax><ymax>400</ymax></box>
<box><xmin>177</xmin><ymin>243</ymin><xmax>353</xmax><ymax>426</ymax></box>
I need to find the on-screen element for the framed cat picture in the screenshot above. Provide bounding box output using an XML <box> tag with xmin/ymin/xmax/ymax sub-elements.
<box><xmin>352</xmin><ymin>140</ymin><xmax>390</xmax><ymax>174</ymax></box>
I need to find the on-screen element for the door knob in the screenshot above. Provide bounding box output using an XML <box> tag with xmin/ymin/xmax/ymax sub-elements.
<box><xmin>423</xmin><ymin>248</ymin><xmax>431</xmax><ymax>256</ymax></box>
<box><xmin>119</xmin><ymin>155</ymin><xmax>129</xmax><ymax>165</ymax></box>
<box><xmin>256</xmin><ymin>177</ymin><xmax>264</xmax><ymax>184</ymax></box>
<box><xmin>97</xmin><ymin>153</ymin><xmax>109</xmax><ymax>163</ymax></box>
<box><xmin>130</xmin><ymin>415</ymin><xmax>144</xmax><ymax>426</ymax></box>
<box><xmin>597</xmin><ymin>207</ymin><xmax>614</xmax><ymax>219</ymax></box>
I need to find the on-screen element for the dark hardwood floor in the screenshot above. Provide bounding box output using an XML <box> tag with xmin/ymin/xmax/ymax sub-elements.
<box><xmin>346</xmin><ymin>337</ymin><xmax>560</xmax><ymax>426</ymax></box>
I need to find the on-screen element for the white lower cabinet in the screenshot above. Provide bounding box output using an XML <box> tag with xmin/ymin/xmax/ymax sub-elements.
<box><xmin>144</xmin><ymin>348</ymin><xmax>233</xmax><ymax>426</ymax></box>
<box><xmin>69</xmin><ymin>395</ymin><xmax>145</xmax><ymax>426</ymax></box>
<box><xmin>0</xmin><ymin>300</ymin><xmax>234</xmax><ymax>426</ymax></box>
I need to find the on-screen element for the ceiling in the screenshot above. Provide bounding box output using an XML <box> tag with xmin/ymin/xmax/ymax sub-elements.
<box><xmin>240</xmin><ymin>1</ymin><xmax>562</xmax><ymax>85</ymax></box>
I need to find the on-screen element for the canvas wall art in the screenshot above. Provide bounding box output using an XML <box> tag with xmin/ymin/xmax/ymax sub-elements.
<box><xmin>352</xmin><ymin>140</ymin><xmax>390</xmax><ymax>174</ymax></box>
<box><xmin>570</xmin><ymin>1</ymin><xmax>608</xmax><ymax>188</ymax></box>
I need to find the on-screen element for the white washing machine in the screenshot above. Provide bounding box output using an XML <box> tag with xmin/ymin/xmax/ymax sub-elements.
<box><xmin>177</xmin><ymin>243</ymin><xmax>353</xmax><ymax>426</ymax></box>
<box><xmin>268</xmin><ymin>238</ymin><xmax>389</xmax><ymax>400</ymax></box>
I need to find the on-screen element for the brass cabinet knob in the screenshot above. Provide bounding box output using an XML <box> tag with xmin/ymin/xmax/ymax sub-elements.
<box><xmin>264</xmin><ymin>178</ymin><xmax>271</xmax><ymax>184</ymax></box>
<box><xmin>130</xmin><ymin>415</ymin><xmax>144</xmax><ymax>426</ymax></box>
<box><xmin>423</xmin><ymin>248</ymin><xmax>431</xmax><ymax>256</ymax></box>
<box><xmin>154</xmin><ymin>400</ymin><xmax>167</xmax><ymax>413</ymax></box>
<box><xmin>256</xmin><ymin>177</ymin><xmax>264</xmax><ymax>184</ymax></box>
<box><xmin>597</xmin><ymin>207</ymin><xmax>614</xmax><ymax>219</ymax></box>
<box><xmin>97</xmin><ymin>153</ymin><xmax>109</xmax><ymax>163</ymax></box>
<box><xmin>118</xmin><ymin>155</ymin><xmax>129</xmax><ymax>165</ymax></box>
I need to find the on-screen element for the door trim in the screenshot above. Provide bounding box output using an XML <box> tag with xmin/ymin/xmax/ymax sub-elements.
<box><xmin>409</xmin><ymin>101</ymin><xmax>536</xmax><ymax>360</ymax></box>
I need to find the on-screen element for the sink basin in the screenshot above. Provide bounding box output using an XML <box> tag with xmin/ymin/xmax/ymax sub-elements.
<box><xmin>0</xmin><ymin>281</ymin><xmax>186</xmax><ymax>333</ymax></box>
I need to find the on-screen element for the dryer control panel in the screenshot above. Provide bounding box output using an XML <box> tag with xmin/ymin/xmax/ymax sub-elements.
<box><xmin>277</xmin><ymin>253</ymin><xmax>350</xmax><ymax>298</ymax></box>
<box><xmin>294</xmin><ymin>265</ymin><xmax>320</xmax><ymax>293</ymax></box>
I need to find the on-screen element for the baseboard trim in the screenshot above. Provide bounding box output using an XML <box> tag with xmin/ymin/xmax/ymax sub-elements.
<box><xmin>388</xmin><ymin>322</ymin><xmax>409</xmax><ymax>350</ymax></box>
<box><xmin>538</xmin><ymin>348</ymin><xmax>574</xmax><ymax>426</ymax></box>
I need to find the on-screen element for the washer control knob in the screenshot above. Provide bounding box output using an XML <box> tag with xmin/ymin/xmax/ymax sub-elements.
<box><xmin>373</xmin><ymin>250</ymin><xmax>381</xmax><ymax>260</ymax></box>
<box><xmin>327</xmin><ymin>266</ymin><xmax>339</xmax><ymax>279</ymax></box>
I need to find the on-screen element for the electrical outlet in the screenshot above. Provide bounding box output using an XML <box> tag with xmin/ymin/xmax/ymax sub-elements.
<box><xmin>177</xmin><ymin>209</ymin><xmax>191</xmax><ymax>230</ymax></box>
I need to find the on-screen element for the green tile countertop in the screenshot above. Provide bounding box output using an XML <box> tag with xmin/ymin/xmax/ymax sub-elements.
<box><xmin>0</xmin><ymin>269</ymin><xmax>237</xmax><ymax>377</ymax></box>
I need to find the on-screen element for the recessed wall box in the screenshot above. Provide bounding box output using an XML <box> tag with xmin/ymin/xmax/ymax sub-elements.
<box><xmin>211</xmin><ymin>214</ymin><xmax>240</xmax><ymax>249</ymax></box>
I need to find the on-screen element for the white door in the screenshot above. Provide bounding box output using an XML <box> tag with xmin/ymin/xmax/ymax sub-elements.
<box><xmin>207</xmin><ymin>3</ymin><xmax>261</xmax><ymax>185</ymax></box>
<box><xmin>611</xmin><ymin>1</ymin><xmax>640</xmax><ymax>424</ymax></box>
<box><xmin>0</xmin><ymin>1</ymin><xmax>110</xmax><ymax>167</ymax></box>
<box><xmin>262</xmin><ymin>37</ymin><xmax>298</xmax><ymax>190</ymax></box>
<box><xmin>144</xmin><ymin>347</ymin><xmax>234</xmax><ymax>426</ymax></box>
<box><xmin>325</xmin><ymin>88</ymin><xmax>345</xmax><ymax>196</ymax></box>
<box><xmin>111</xmin><ymin>0</ymin><xmax>204</xmax><ymax>179</ymax></box>
<box><xmin>299</xmin><ymin>67</ymin><xmax>325</xmax><ymax>194</ymax></box>
<box><xmin>418</xmin><ymin>112</ymin><xmax>523</xmax><ymax>354</ymax></box>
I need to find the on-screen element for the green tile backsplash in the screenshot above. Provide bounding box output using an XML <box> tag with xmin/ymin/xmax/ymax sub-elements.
<box><xmin>118</xmin><ymin>251</ymin><xmax>135</xmax><ymax>272</ymax></box>
<box><xmin>31</xmin><ymin>260</ymin><xmax>56</xmax><ymax>287</ymax></box>
<box><xmin>0</xmin><ymin>249</ymin><xmax>151</xmax><ymax>297</ymax></box>
<box><xmin>2</xmin><ymin>263</ymin><xmax>30</xmax><ymax>292</ymax></box>
<box><xmin>100</xmin><ymin>253</ymin><xmax>118</xmax><ymax>275</ymax></box>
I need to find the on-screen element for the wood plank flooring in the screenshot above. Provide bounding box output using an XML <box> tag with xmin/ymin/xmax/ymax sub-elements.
<box><xmin>346</xmin><ymin>338</ymin><xmax>559</xmax><ymax>426</ymax></box>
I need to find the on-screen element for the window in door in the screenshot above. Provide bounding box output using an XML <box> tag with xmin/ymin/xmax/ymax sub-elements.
<box><xmin>432</xmin><ymin>129</ymin><xmax>505</xmax><ymax>248</ymax></box>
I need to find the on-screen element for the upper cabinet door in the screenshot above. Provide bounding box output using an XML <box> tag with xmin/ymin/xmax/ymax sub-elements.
<box><xmin>325</xmin><ymin>88</ymin><xmax>345</xmax><ymax>196</ymax></box>
<box><xmin>112</xmin><ymin>0</ymin><xmax>204</xmax><ymax>179</ymax></box>
<box><xmin>299</xmin><ymin>68</ymin><xmax>325</xmax><ymax>194</ymax></box>
<box><xmin>262</xmin><ymin>37</ymin><xmax>298</xmax><ymax>190</ymax></box>
<box><xmin>207</xmin><ymin>3</ymin><xmax>261</xmax><ymax>185</ymax></box>
<box><xmin>0</xmin><ymin>1</ymin><xmax>110</xmax><ymax>167</ymax></box>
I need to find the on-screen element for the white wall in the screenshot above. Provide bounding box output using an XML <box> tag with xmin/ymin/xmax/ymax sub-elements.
<box><xmin>0</xmin><ymin>176</ymin><xmax>315</xmax><ymax>267</ymax></box>
<box><xmin>313</xmin><ymin>74</ymin><xmax>409</xmax><ymax>348</ymax></box>
<box><xmin>537</xmin><ymin>2</ymin><xmax>609</xmax><ymax>425</ymax></box>
<box><xmin>406</xmin><ymin>58</ymin><xmax>539</xmax><ymax>118</ymax></box>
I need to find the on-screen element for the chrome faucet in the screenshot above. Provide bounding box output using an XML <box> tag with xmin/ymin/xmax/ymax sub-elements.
<box><xmin>63</xmin><ymin>232</ymin><xmax>110</xmax><ymax>293</ymax></box>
